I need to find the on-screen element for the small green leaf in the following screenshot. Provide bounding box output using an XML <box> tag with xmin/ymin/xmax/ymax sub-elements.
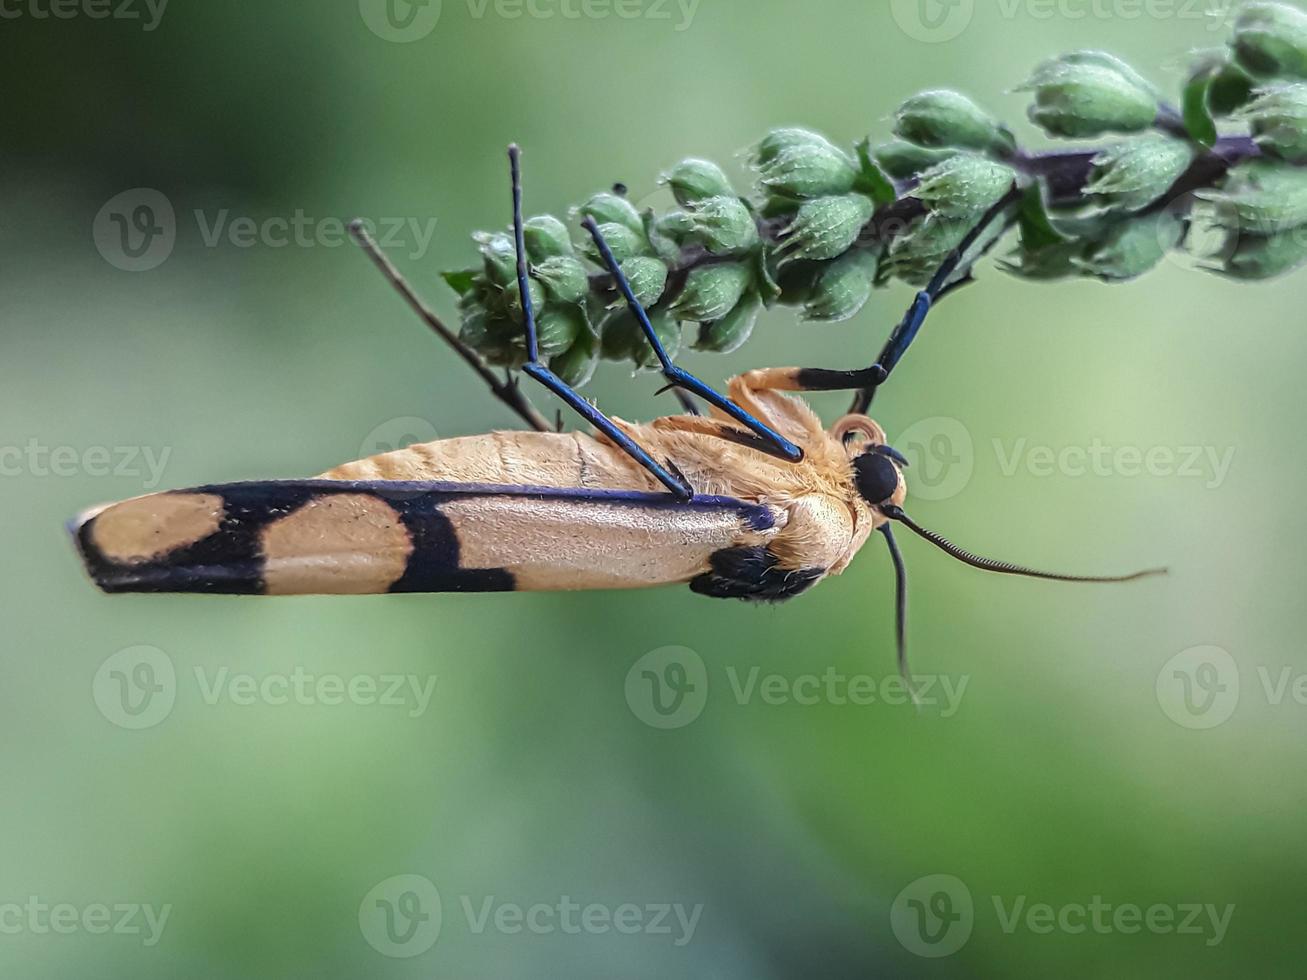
<box><xmin>441</xmin><ymin>269</ymin><xmax>480</xmax><ymax>297</ymax></box>
<box><xmin>853</xmin><ymin>138</ymin><xmax>898</xmax><ymax>207</ymax></box>
<box><xmin>1182</xmin><ymin>66</ymin><xmax>1219</xmax><ymax>148</ymax></box>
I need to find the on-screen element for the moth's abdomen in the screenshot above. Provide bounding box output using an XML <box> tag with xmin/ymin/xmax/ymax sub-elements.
<box><xmin>70</xmin><ymin>481</ymin><xmax>779</xmax><ymax>597</ymax></box>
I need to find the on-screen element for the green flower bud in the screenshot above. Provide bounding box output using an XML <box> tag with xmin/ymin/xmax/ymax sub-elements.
<box><xmin>600</xmin><ymin>308</ymin><xmax>681</xmax><ymax>370</ymax></box>
<box><xmin>477</xmin><ymin>314</ymin><xmax>529</xmax><ymax>369</ymax></box>
<box><xmin>504</xmin><ymin>277</ymin><xmax>547</xmax><ymax>324</ymax></box>
<box><xmin>580</xmin><ymin>222</ymin><xmax>648</xmax><ymax>266</ymax></box>
<box><xmin>1210</xmin><ymin>227</ymin><xmax>1307</xmax><ymax>279</ymax></box>
<box><xmin>999</xmin><ymin>240</ymin><xmax>1085</xmax><ymax>281</ymax></box>
<box><xmin>532</xmin><ymin>255</ymin><xmax>590</xmax><ymax>304</ymax></box>
<box><xmin>1241</xmin><ymin>83</ymin><xmax>1307</xmax><ymax>161</ymax></box>
<box><xmin>885</xmin><ymin>216</ymin><xmax>968</xmax><ymax>287</ymax></box>
<box><xmin>873</xmin><ymin>140</ymin><xmax>958</xmax><ymax>180</ymax></box>
<box><xmin>1074</xmin><ymin>212</ymin><xmax>1183</xmax><ymax>282</ymax></box>
<box><xmin>683</xmin><ymin>196</ymin><xmax>760</xmax><ymax>255</ymax></box>
<box><xmin>1086</xmin><ymin>135</ymin><xmax>1197</xmax><ymax>212</ymax></box>
<box><xmin>661</xmin><ymin>158</ymin><xmax>735</xmax><ymax>205</ymax></box>
<box><xmin>1196</xmin><ymin>158</ymin><xmax>1307</xmax><ymax>233</ymax></box>
<box><xmin>1233</xmin><ymin>1</ymin><xmax>1307</xmax><ymax>79</ymax></box>
<box><xmin>577</xmin><ymin>192</ymin><xmax>644</xmax><ymax>234</ymax></box>
<box><xmin>803</xmin><ymin>248</ymin><xmax>878</xmax><ymax>322</ymax></box>
<box><xmin>910</xmin><ymin>154</ymin><xmax>1017</xmax><ymax>219</ymax></box>
<box><xmin>475</xmin><ymin>231</ymin><xmax>518</xmax><ymax>286</ymax></box>
<box><xmin>671</xmin><ymin>262</ymin><xmax>752</xmax><ymax>322</ymax></box>
<box><xmin>779</xmin><ymin>193</ymin><xmax>875</xmax><ymax>263</ymax></box>
<box><xmin>523</xmin><ymin>215</ymin><xmax>573</xmax><ymax>261</ymax></box>
<box><xmin>695</xmin><ymin>292</ymin><xmax>763</xmax><ymax>354</ymax></box>
<box><xmin>459</xmin><ymin>305</ymin><xmax>491</xmax><ymax>349</ymax></box>
<box><xmin>533</xmin><ymin>304</ymin><xmax>586</xmax><ymax>357</ymax></box>
<box><xmin>1021</xmin><ymin>52</ymin><xmax>1159</xmax><ymax>138</ymax></box>
<box><xmin>550</xmin><ymin>329</ymin><xmax>599</xmax><ymax>387</ymax></box>
<box><xmin>618</xmin><ymin>256</ymin><xmax>670</xmax><ymax>308</ymax></box>
<box><xmin>753</xmin><ymin>129</ymin><xmax>858</xmax><ymax>200</ymax></box>
<box><xmin>893</xmin><ymin>90</ymin><xmax>1017</xmax><ymax>157</ymax></box>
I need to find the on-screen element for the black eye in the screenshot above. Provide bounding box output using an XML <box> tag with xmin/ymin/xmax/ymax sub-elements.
<box><xmin>853</xmin><ymin>451</ymin><xmax>901</xmax><ymax>505</ymax></box>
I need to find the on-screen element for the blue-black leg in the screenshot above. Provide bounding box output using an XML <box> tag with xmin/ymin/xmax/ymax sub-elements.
<box><xmin>581</xmin><ymin>217</ymin><xmax>804</xmax><ymax>465</ymax></box>
<box><xmin>508</xmin><ymin>146</ymin><xmax>693</xmax><ymax>501</ymax></box>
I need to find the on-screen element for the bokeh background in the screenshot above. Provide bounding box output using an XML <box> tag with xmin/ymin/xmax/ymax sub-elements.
<box><xmin>4</xmin><ymin>1</ymin><xmax>1305</xmax><ymax>976</ymax></box>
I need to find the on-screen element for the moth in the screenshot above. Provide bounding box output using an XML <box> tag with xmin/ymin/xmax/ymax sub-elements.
<box><xmin>71</xmin><ymin>147</ymin><xmax>1163</xmax><ymax>679</ymax></box>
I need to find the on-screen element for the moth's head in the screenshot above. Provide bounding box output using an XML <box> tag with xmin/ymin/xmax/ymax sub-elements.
<box><xmin>832</xmin><ymin>414</ymin><xmax>908</xmax><ymax>514</ymax></box>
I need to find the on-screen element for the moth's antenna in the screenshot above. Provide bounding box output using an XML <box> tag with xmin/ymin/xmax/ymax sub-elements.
<box><xmin>881</xmin><ymin>505</ymin><xmax>1167</xmax><ymax>583</ymax></box>
<box><xmin>879</xmin><ymin>524</ymin><xmax>920</xmax><ymax>707</ymax></box>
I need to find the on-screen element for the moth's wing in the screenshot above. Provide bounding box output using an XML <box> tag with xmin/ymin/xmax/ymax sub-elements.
<box><xmin>70</xmin><ymin>480</ymin><xmax>781</xmax><ymax>596</ymax></box>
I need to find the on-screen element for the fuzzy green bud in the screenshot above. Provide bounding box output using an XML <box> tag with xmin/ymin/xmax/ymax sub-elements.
<box><xmin>1211</xmin><ymin>227</ymin><xmax>1307</xmax><ymax>279</ymax></box>
<box><xmin>803</xmin><ymin>248</ymin><xmax>878</xmax><ymax>322</ymax></box>
<box><xmin>695</xmin><ymin>292</ymin><xmax>763</xmax><ymax>354</ymax></box>
<box><xmin>1233</xmin><ymin>2</ymin><xmax>1307</xmax><ymax>80</ymax></box>
<box><xmin>550</xmin><ymin>329</ymin><xmax>599</xmax><ymax>387</ymax></box>
<box><xmin>1021</xmin><ymin>52</ymin><xmax>1159</xmax><ymax>138</ymax></box>
<box><xmin>1075</xmin><ymin>212</ymin><xmax>1183</xmax><ymax>282</ymax></box>
<box><xmin>600</xmin><ymin>308</ymin><xmax>681</xmax><ymax>370</ymax></box>
<box><xmin>873</xmin><ymin>140</ymin><xmax>958</xmax><ymax>180</ymax></box>
<box><xmin>1241</xmin><ymin>83</ymin><xmax>1307</xmax><ymax>161</ymax></box>
<box><xmin>475</xmin><ymin>232</ymin><xmax>518</xmax><ymax>286</ymax></box>
<box><xmin>1196</xmin><ymin>158</ymin><xmax>1307</xmax><ymax>233</ymax></box>
<box><xmin>580</xmin><ymin>222</ymin><xmax>648</xmax><ymax>266</ymax></box>
<box><xmin>577</xmin><ymin>192</ymin><xmax>644</xmax><ymax>234</ymax></box>
<box><xmin>523</xmin><ymin>215</ymin><xmax>573</xmax><ymax>261</ymax></box>
<box><xmin>885</xmin><ymin>216</ymin><xmax>968</xmax><ymax>287</ymax></box>
<box><xmin>1086</xmin><ymin>135</ymin><xmax>1197</xmax><ymax>212</ymax></box>
<box><xmin>532</xmin><ymin>304</ymin><xmax>586</xmax><ymax>357</ymax></box>
<box><xmin>618</xmin><ymin>256</ymin><xmax>670</xmax><ymax>308</ymax></box>
<box><xmin>753</xmin><ymin>129</ymin><xmax>858</xmax><ymax>200</ymax></box>
<box><xmin>671</xmin><ymin>262</ymin><xmax>753</xmax><ymax>322</ymax></box>
<box><xmin>780</xmin><ymin>193</ymin><xmax>875</xmax><ymax>263</ymax></box>
<box><xmin>910</xmin><ymin>154</ymin><xmax>1017</xmax><ymax>219</ymax></box>
<box><xmin>662</xmin><ymin>158</ymin><xmax>735</xmax><ymax>205</ymax></box>
<box><xmin>532</xmin><ymin>255</ymin><xmax>590</xmax><ymax>304</ymax></box>
<box><xmin>504</xmin><ymin>277</ymin><xmax>547</xmax><ymax>324</ymax></box>
<box><xmin>683</xmin><ymin>196</ymin><xmax>760</xmax><ymax>254</ymax></box>
<box><xmin>893</xmin><ymin>90</ymin><xmax>1017</xmax><ymax>157</ymax></box>
<box><xmin>459</xmin><ymin>305</ymin><xmax>491</xmax><ymax>349</ymax></box>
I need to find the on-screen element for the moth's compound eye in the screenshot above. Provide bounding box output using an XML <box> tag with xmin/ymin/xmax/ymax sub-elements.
<box><xmin>853</xmin><ymin>449</ymin><xmax>902</xmax><ymax>506</ymax></box>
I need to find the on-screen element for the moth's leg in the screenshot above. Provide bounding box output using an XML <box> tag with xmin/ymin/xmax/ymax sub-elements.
<box><xmin>508</xmin><ymin>146</ymin><xmax>694</xmax><ymax>501</ymax></box>
<box><xmin>651</xmin><ymin>415</ymin><xmax>781</xmax><ymax>455</ymax></box>
<box><xmin>581</xmin><ymin>217</ymin><xmax>805</xmax><ymax>465</ymax></box>
<box><xmin>771</xmin><ymin>185</ymin><xmax>1024</xmax><ymax>414</ymax></box>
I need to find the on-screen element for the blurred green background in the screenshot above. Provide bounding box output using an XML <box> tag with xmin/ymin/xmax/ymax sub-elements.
<box><xmin>4</xmin><ymin>0</ymin><xmax>1306</xmax><ymax>976</ymax></box>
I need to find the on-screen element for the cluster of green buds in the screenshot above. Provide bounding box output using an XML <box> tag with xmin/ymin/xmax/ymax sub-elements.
<box><xmin>444</xmin><ymin>1</ymin><xmax>1307</xmax><ymax>379</ymax></box>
